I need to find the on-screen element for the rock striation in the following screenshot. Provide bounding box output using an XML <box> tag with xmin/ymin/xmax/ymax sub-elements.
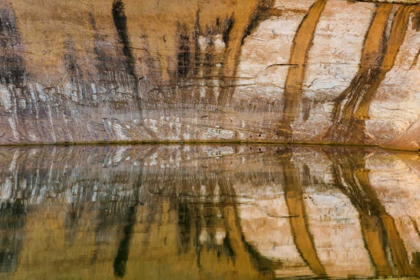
<box><xmin>0</xmin><ymin>0</ymin><xmax>419</xmax><ymax>150</ymax></box>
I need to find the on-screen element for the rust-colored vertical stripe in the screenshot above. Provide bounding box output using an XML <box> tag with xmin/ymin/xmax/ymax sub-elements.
<box><xmin>330</xmin><ymin>4</ymin><xmax>392</xmax><ymax>125</ymax></box>
<box><xmin>360</xmin><ymin>216</ymin><xmax>393</xmax><ymax>276</ymax></box>
<box><xmin>218</xmin><ymin>0</ymin><xmax>276</xmax><ymax>106</ymax></box>
<box><xmin>283</xmin><ymin>155</ymin><xmax>326</xmax><ymax>276</ymax></box>
<box><xmin>327</xmin><ymin>151</ymin><xmax>393</xmax><ymax>276</ymax></box>
<box><xmin>325</xmin><ymin>5</ymin><xmax>413</xmax><ymax>144</ymax></box>
<box><xmin>356</xmin><ymin>6</ymin><xmax>413</xmax><ymax>119</ymax></box>
<box><xmin>355</xmin><ymin>169</ymin><xmax>414</xmax><ymax>276</ymax></box>
<box><xmin>326</xmin><ymin>148</ymin><xmax>415</xmax><ymax>277</ymax></box>
<box><xmin>334</xmin><ymin>162</ymin><xmax>393</xmax><ymax>275</ymax></box>
<box><xmin>279</xmin><ymin>0</ymin><xmax>327</xmax><ymax>138</ymax></box>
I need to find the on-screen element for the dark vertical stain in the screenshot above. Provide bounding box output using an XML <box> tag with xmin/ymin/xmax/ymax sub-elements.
<box><xmin>302</xmin><ymin>98</ymin><xmax>312</xmax><ymax>122</ymax></box>
<box><xmin>326</xmin><ymin>148</ymin><xmax>393</xmax><ymax>276</ymax></box>
<box><xmin>113</xmin><ymin>204</ymin><xmax>137</xmax><ymax>278</ymax></box>
<box><xmin>222</xmin><ymin>14</ymin><xmax>235</xmax><ymax>46</ymax></box>
<box><xmin>325</xmin><ymin>147</ymin><xmax>415</xmax><ymax>277</ymax></box>
<box><xmin>94</xmin><ymin>201</ymin><xmax>116</xmax><ymax>244</ymax></box>
<box><xmin>112</xmin><ymin>0</ymin><xmax>136</xmax><ymax>78</ymax></box>
<box><xmin>89</xmin><ymin>12</ymin><xmax>96</xmax><ymax>30</ymax></box>
<box><xmin>240</xmin><ymin>0</ymin><xmax>276</xmax><ymax>45</ymax></box>
<box><xmin>63</xmin><ymin>36</ymin><xmax>92</xmax><ymax>102</ymax></box>
<box><xmin>89</xmin><ymin>12</ymin><xmax>133</xmax><ymax>95</ymax></box>
<box><xmin>0</xmin><ymin>4</ymin><xmax>45</xmax><ymax>142</ymax></box>
<box><xmin>0</xmin><ymin>5</ymin><xmax>26</xmax><ymax>86</ymax></box>
<box><xmin>64</xmin><ymin>37</ymin><xmax>84</xmax><ymax>85</ymax></box>
<box><xmin>410</xmin><ymin>49</ymin><xmax>420</xmax><ymax>70</ymax></box>
<box><xmin>217</xmin><ymin>0</ymin><xmax>276</xmax><ymax>106</ymax></box>
<box><xmin>411</xmin><ymin>217</ymin><xmax>420</xmax><ymax>238</ymax></box>
<box><xmin>278</xmin><ymin>0</ymin><xmax>327</xmax><ymax>140</ymax></box>
<box><xmin>204</xmin><ymin>38</ymin><xmax>216</xmax><ymax>102</ymax></box>
<box><xmin>222</xmin><ymin>232</ymin><xmax>235</xmax><ymax>258</ymax></box>
<box><xmin>302</xmin><ymin>164</ymin><xmax>312</xmax><ymax>185</ymax></box>
<box><xmin>282</xmin><ymin>150</ymin><xmax>326</xmax><ymax>276</ymax></box>
<box><xmin>177</xmin><ymin>25</ymin><xmax>190</xmax><ymax>78</ymax></box>
<box><xmin>325</xmin><ymin>5</ymin><xmax>413</xmax><ymax>144</ymax></box>
<box><xmin>412</xmin><ymin>8</ymin><xmax>420</xmax><ymax>31</ymax></box>
<box><xmin>193</xmin><ymin>11</ymin><xmax>201</xmax><ymax>77</ymax></box>
<box><xmin>0</xmin><ymin>200</ymin><xmax>27</xmax><ymax>275</ymax></box>
<box><xmin>409</xmin><ymin>6</ymin><xmax>420</xmax><ymax>72</ymax></box>
<box><xmin>177</xmin><ymin>202</ymin><xmax>193</xmax><ymax>251</ymax></box>
<box><xmin>65</xmin><ymin>202</ymin><xmax>85</xmax><ymax>246</ymax></box>
<box><xmin>193</xmin><ymin>204</ymin><xmax>202</xmax><ymax>268</ymax></box>
<box><xmin>174</xmin><ymin>2</ymin><xmax>277</xmax><ymax>106</ymax></box>
<box><xmin>173</xmin><ymin>179</ymin><xmax>238</xmax><ymax>265</ymax></box>
<box><xmin>136</xmin><ymin>197</ymin><xmax>159</xmax><ymax>249</ymax></box>
<box><xmin>111</xmin><ymin>0</ymin><xmax>143</xmax><ymax>111</ymax></box>
<box><xmin>113</xmin><ymin>171</ymin><xmax>142</xmax><ymax>278</ymax></box>
<box><xmin>114</xmin><ymin>203</ymin><xmax>137</xmax><ymax>278</ymax></box>
<box><xmin>0</xmin><ymin>3</ymin><xmax>37</xmax><ymax>142</ymax></box>
<box><xmin>175</xmin><ymin>12</ymin><xmax>235</xmax><ymax>104</ymax></box>
<box><xmin>218</xmin><ymin>177</ymin><xmax>279</xmax><ymax>277</ymax></box>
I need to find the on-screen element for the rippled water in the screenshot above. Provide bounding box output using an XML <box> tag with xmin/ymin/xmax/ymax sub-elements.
<box><xmin>0</xmin><ymin>144</ymin><xmax>420</xmax><ymax>279</ymax></box>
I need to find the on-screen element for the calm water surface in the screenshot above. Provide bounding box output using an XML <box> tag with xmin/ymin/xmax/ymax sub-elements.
<box><xmin>0</xmin><ymin>144</ymin><xmax>420</xmax><ymax>279</ymax></box>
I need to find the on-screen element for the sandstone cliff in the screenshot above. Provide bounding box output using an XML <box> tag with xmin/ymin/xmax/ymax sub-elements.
<box><xmin>0</xmin><ymin>0</ymin><xmax>419</xmax><ymax>150</ymax></box>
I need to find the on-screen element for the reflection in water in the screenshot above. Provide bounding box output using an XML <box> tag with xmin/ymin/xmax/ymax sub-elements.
<box><xmin>0</xmin><ymin>144</ymin><xmax>419</xmax><ymax>279</ymax></box>
<box><xmin>282</xmin><ymin>152</ymin><xmax>326</xmax><ymax>277</ymax></box>
<box><xmin>327</xmin><ymin>148</ymin><xmax>413</xmax><ymax>277</ymax></box>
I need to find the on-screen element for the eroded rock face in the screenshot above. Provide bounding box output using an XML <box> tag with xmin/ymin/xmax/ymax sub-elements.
<box><xmin>0</xmin><ymin>0</ymin><xmax>419</xmax><ymax>149</ymax></box>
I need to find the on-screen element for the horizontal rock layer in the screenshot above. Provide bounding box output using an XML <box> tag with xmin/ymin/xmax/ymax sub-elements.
<box><xmin>0</xmin><ymin>0</ymin><xmax>419</xmax><ymax>150</ymax></box>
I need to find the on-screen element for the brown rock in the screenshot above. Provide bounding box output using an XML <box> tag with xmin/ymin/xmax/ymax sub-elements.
<box><xmin>0</xmin><ymin>0</ymin><xmax>419</xmax><ymax>150</ymax></box>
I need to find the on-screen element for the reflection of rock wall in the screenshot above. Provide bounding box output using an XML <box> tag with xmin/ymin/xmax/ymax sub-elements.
<box><xmin>0</xmin><ymin>145</ymin><xmax>420</xmax><ymax>278</ymax></box>
<box><xmin>0</xmin><ymin>0</ymin><xmax>419</xmax><ymax>150</ymax></box>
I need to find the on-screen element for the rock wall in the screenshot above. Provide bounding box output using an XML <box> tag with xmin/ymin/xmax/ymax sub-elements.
<box><xmin>0</xmin><ymin>0</ymin><xmax>419</xmax><ymax>150</ymax></box>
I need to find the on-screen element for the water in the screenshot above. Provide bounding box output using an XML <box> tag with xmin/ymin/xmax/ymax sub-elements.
<box><xmin>0</xmin><ymin>144</ymin><xmax>419</xmax><ymax>279</ymax></box>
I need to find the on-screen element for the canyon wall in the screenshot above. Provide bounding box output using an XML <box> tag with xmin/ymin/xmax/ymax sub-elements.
<box><xmin>0</xmin><ymin>0</ymin><xmax>419</xmax><ymax>149</ymax></box>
